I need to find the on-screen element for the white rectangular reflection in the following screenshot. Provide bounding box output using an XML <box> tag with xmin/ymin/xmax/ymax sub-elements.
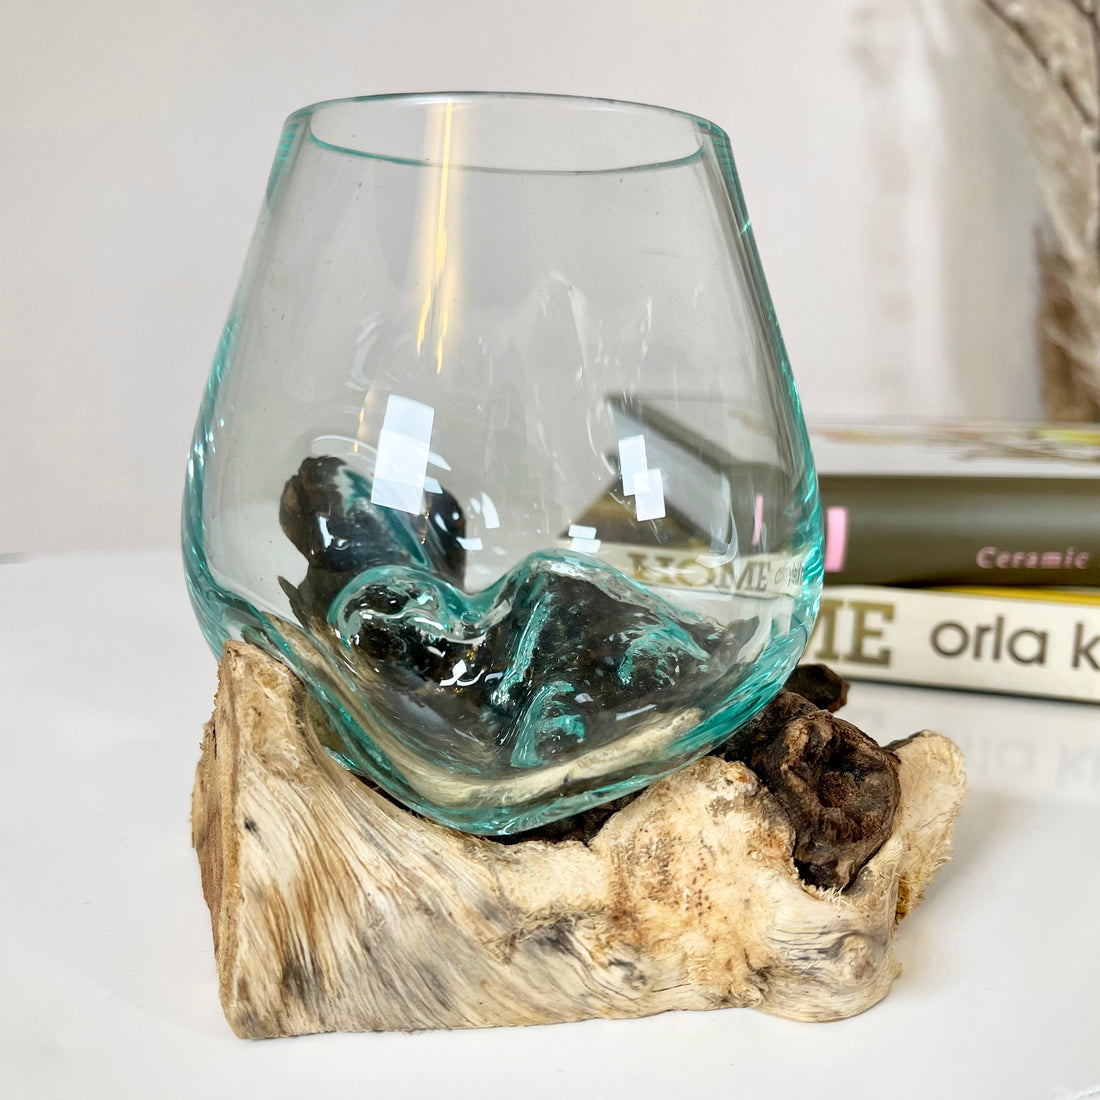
<box><xmin>568</xmin><ymin>523</ymin><xmax>601</xmax><ymax>553</ymax></box>
<box><xmin>618</xmin><ymin>434</ymin><xmax>648</xmax><ymax>495</ymax></box>
<box><xmin>371</xmin><ymin>395</ymin><xmax>435</xmax><ymax>514</ymax></box>
<box><xmin>632</xmin><ymin>468</ymin><xmax>666</xmax><ymax>521</ymax></box>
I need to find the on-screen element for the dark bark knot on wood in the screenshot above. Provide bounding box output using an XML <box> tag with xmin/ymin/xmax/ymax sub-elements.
<box><xmin>724</xmin><ymin>689</ymin><xmax>901</xmax><ymax>890</ymax></box>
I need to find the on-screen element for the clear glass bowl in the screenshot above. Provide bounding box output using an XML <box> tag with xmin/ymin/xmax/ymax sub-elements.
<box><xmin>183</xmin><ymin>92</ymin><xmax>823</xmax><ymax>833</ymax></box>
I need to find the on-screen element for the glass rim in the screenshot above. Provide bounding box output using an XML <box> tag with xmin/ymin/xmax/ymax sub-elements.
<box><xmin>286</xmin><ymin>90</ymin><xmax>731</xmax><ymax>176</ymax></box>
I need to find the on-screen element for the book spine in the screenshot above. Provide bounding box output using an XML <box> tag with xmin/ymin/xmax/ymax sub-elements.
<box><xmin>819</xmin><ymin>475</ymin><xmax>1100</xmax><ymax>587</ymax></box>
<box><xmin>805</xmin><ymin>585</ymin><xmax>1100</xmax><ymax>703</ymax></box>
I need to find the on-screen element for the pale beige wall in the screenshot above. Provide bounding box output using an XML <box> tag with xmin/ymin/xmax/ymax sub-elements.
<box><xmin>0</xmin><ymin>0</ymin><xmax>1043</xmax><ymax>553</ymax></box>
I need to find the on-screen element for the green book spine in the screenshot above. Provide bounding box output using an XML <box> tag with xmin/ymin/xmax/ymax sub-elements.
<box><xmin>819</xmin><ymin>475</ymin><xmax>1100</xmax><ymax>587</ymax></box>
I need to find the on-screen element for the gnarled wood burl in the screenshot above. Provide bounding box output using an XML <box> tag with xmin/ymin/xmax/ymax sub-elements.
<box><xmin>192</xmin><ymin>643</ymin><xmax>965</xmax><ymax>1037</ymax></box>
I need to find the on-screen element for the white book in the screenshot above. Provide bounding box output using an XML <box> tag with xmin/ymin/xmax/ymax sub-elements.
<box><xmin>806</xmin><ymin>586</ymin><xmax>1100</xmax><ymax>704</ymax></box>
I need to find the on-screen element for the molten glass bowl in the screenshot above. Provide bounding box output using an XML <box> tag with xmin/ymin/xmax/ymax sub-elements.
<box><xmin>183</xmin><ymin>92</ymin><xmax>822</xmax><ymax>833</ymax></box>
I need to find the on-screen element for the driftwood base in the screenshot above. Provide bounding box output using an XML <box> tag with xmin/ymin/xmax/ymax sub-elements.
<box><xmin>192</xmin><ymin>642</ymin><xmax>966</xmax><ymax>1037</ymax></box>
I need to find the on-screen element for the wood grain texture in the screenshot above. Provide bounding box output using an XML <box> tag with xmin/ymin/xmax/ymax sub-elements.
<box><xmin>192</xmin><ymin>642</ymin><xmax>966</xmax><ymax>1037</ymax></box>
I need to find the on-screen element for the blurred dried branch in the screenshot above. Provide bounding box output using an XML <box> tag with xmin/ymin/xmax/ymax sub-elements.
<box><xmin>976</xmin><ymin>0</ymin><xmax>1100</xmax><ymax>419</ymax></box>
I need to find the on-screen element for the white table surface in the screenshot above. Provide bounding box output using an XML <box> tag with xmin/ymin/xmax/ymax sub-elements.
<box><xmin>2</xmin><ymin>550</ymin><xmax>1098</xmax><ymax>1100</ymax></box>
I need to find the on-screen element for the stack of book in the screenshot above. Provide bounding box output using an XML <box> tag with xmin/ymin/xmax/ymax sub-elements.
<box><xmin>807</xmin><ymin>422</ymin><xmax>1100</xmax><ymax>703</ymax></box>
<box><xmin>574</xmin><ymin>404</ymin><xmax>1100</xmax><ymax>704</ymax></box>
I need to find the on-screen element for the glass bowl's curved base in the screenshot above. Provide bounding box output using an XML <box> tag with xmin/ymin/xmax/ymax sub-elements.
<box><xmin>186</xmin><ymin>448</ymin><xmax>820</xmax><ymax>834</ymax></box>
<box><xmin>185</xmin><ymin>555</ymin><xmax>814</xmax><ymax>834</ymax></box>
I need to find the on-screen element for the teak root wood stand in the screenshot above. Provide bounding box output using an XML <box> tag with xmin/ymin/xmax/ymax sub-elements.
<box><xmin>192</xmin><ymin>642</ymin><xmax>966</xmax><ymax>1037</ymax></box>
